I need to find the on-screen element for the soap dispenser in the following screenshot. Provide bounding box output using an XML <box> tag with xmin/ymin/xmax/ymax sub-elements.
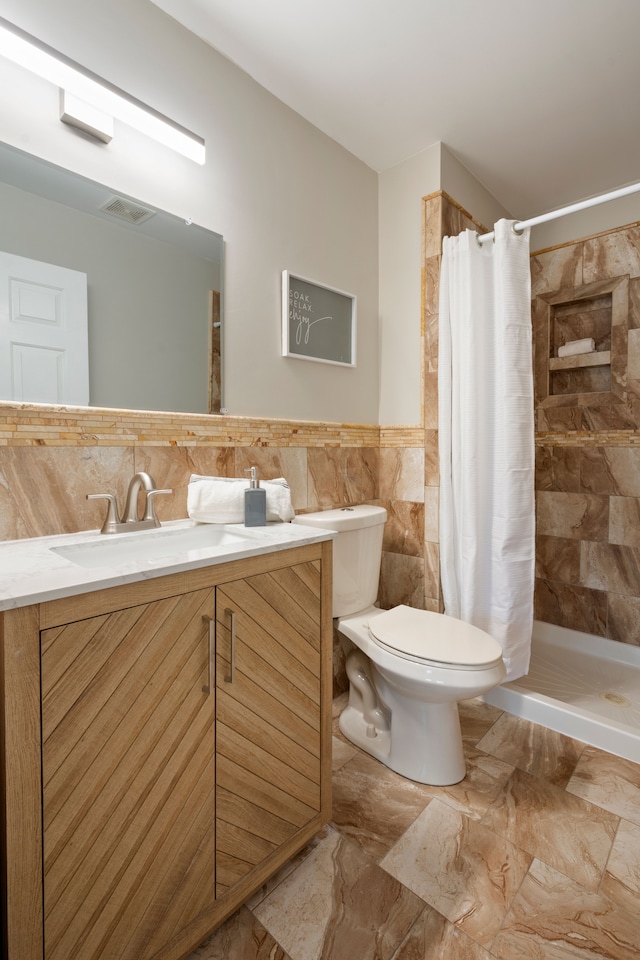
<box><xmin>244</xmin><ymin>467</ymin><xmax>266</xmax><ymax>526</ymax></box>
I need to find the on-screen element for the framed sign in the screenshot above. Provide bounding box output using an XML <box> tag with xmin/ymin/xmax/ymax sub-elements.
<box><xmin>282</xmin><ymin>270</ymin><xmax>356</xmax><ymax>366</ymax></box>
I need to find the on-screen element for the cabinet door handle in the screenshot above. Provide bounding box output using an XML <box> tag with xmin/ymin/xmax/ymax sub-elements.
<box><xmin>202</xmin><ymin>615</ymin><xmax>214</xmax><ymax>694</ymax></box>
<box><xmin>224</xmin><ymin>608</ymin><xmax>236</xmax><ymax>683</ymax></box>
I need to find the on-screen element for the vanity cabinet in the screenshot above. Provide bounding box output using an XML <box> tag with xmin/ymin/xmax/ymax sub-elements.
<box><xmin>1</xmin><ymin>541</ymin><xmax>332</xmax><ymax>960</ymax></box>
<box><xmin>42</xmin><ymin>588</ymin><xmax>217</xmax><ymax>960</ymax></box>
<box><xmin>215</xmin><ymin>563</ymin><xmax>322</xmax><ymax>897</ymax></box>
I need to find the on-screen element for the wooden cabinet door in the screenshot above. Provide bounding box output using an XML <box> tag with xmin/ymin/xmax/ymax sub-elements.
<box><xmin>41</xmin><ymin>588</ymin><xmax>215</xmax><ymax>960</ymax></box>
<box><xmin>215</xmin><ymin>561</ymin><xmax>322</xmax><ymax>896</ymax></box>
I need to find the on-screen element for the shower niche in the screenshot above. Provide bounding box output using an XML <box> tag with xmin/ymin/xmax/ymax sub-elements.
<box><xmin>534</xmin><ymin>275</ymin><xmax>629</xmax><ymax>415</ymax></box>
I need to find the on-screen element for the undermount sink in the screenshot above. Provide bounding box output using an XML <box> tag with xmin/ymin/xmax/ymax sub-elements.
<box><xmin>50</xmin><ymin>523</ymin><xmax>251</xmax><ymax>568</ymax></box>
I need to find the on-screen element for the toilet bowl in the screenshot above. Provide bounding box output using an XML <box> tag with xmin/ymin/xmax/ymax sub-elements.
<box><xmin>338</xmin><ymin>604</ymin><xmax>505</xmax><ymax>784</ymax></box>
<box><xmin>292</xmin><ymin>505</ymin><xmax>506</xmax><ymax>786</ymax></box>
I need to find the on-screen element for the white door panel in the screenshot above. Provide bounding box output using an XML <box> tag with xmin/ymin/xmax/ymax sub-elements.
<box><xmin>11</xmin><ymin>344</ymin><xmax>65</xmax><ymax>404</ymax></box>
<box><xmin>0</xmin><ymin>251</ymin><xmax>89</xmax><ymax>404</ymax></box>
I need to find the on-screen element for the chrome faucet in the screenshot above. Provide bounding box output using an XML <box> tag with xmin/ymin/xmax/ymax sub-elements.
<box><xmin>87</xmin><ymin>472</ymin><xmax>172</xmax><ymax>534</ymax></box>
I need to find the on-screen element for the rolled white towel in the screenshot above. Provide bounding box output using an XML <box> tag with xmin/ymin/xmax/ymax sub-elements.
<box><xmin>557</xmin><ymin>337</ymin><xmax>596</xmax><ymax>358</ymax></box>
<box><xmin>187</xmin><ymin>475</ymin><xmax>295</xmax><ymax>523</ymax></box>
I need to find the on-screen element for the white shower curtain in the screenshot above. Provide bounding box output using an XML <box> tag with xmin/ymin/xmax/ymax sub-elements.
<box><xmin>438</xmin><ymin>220</ymin><xmax>534</xmax><ymax>681</ymax></box>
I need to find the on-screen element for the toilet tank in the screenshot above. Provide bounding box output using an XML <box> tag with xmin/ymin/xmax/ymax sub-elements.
<box><xmin>292</xmin><ymin>505</ymin><xmax>387</xmax><ymax>617</ymax></box>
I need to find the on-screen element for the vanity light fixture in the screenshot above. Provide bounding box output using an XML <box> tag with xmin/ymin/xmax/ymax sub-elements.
<box><xmin>0</xmin><ymin>15</ymin><xmax>206</xmax><ymax>164</ymax></box>
<box><xmin>60</xmin><ymin>91</ymin><xmax>114</xmax><ymax>144</ymax></box>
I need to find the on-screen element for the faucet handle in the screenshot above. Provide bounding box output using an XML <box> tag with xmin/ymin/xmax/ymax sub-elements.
<box><xmin>143</xmin><ymin>488</ymin><xmax>172</xmax><ymax>524</ymax></box>
<box><xmin>87</xmin><ymin>493</ymin><xmax>121</xmax><ymax>534</ymax></box>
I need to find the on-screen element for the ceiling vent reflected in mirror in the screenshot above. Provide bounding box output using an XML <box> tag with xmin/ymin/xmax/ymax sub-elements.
<box><xmin>99</xmin><ymin>196</ymin><xmax>157</xmax><ymax>225</ymax></box>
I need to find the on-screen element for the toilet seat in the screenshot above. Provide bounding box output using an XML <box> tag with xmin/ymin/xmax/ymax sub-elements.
<box><xmin>367</xmin><ymin>605</ymin><xmax>503</xmax><ymax>670</ymax></box>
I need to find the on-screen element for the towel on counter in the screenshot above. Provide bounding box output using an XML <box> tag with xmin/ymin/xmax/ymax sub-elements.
<box><xmin>187</xmin><ymin>475</ymin><xmax>295</xmax><ymax>523</ymax></box>
<box><xmin>557</xmin><ymin>337</ymin><xmax>596</xmax><ymax>358</ymax></box>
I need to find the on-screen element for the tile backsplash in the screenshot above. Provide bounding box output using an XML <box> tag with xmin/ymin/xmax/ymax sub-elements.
<box><xmin>0</xmin><ymin>403</ymin><xmax>382</xmax><ymax>540</ymax></box>
<box><xmin>0</xmin><ymin>402</ymin><xmax>423</xmax><ymax>696</ymax></box>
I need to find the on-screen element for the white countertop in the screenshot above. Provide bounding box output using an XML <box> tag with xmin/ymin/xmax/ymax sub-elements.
<box><xmin>0</xmin><ymin>518</ymin><xmax>335</xmax><ymax>611</ymax></box>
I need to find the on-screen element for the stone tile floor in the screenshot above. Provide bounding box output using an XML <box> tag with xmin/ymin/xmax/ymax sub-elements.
<box><xmin>188</xmin><ymin>695</ymin><xmax>640</xmax><ymax>959</ymax></box>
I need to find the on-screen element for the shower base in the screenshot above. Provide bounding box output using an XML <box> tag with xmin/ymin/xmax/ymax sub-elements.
<box><xmin>484</xmin><ymin>620</ymin><xmax>640</xmax><ymax>764</ymax></box>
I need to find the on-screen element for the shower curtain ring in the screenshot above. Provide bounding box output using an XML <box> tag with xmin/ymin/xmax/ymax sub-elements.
<box><xmin>511</xmin><ymin>221</ymin><xmax>525</xmax><ymax>236</ymax></box>
<box><xmin>475</xmin><ymin>231</ymin><xmax>494</xmax><ymax>246</ymax></box>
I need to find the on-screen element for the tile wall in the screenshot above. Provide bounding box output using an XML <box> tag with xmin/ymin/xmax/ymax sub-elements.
<box><xmin>0</xmin><ymin>403</ymin><xmax>423</xmax><ymax>695</ymax></box>
<box><xmin>0</xmin><ymin>404</ymin><xmax>380</xmax><ymax>541</ymax></box>
<box><xmin>532</xmin><ymin>225</ymin><xmax>640</xmax><ymax>645</ymax></box>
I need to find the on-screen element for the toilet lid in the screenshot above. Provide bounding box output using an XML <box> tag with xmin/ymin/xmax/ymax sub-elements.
<box><xmin>368</xmin><ymin>605</ymin><xmax>503</xmax><ymax>667</ymax></box>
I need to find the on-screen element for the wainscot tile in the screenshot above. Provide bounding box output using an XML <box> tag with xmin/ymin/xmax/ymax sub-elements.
<box><xmin>609</xmin><ymin>496</ymin><xmax>640</xmax><ymax>547</ymax></box>
<box><xmin>607</xmin><ymin>592</ymin><xmax>640</xmax><ymax>645</ymax></box>
<box><xmin>379</xmin><ymin>552</ymin><xmax>425</xmax><ymax>609</ymax></box>
<box><xmin>581</xmin><ymin>542</ymin><xmax>640</xmax><ymax>596</ymax></box>
<box><xmin>534</xmin><ymin>578</ymin><xmax>608</xmax><ymax>635</ymax></box>
<box><xmin>535</xmin><ymin>444</ymin><xmax>581</xmax><ymax>492</ymax></box>
<box><xmin>536</xmin><ymin>490</ymin><xmax>608</xmax><ymax>540</ymax></box>
<box><xmin>378</xmin><ymin>448</ymin><xmax>425</xmax><ymax>502</ymax></box>
<box><xmin>380</xmin><ymin>500</ymin><xmax>424</xmax><ymax>557</ymax></box>
<box><xmin>135</xmin><ymin>446</ymin><xmax>235</xmax><ymax>521</ymax></box>
<box><xmin>0</xmin><ymin>444</ymin><xmax>134</xmax><ymax>539</ymax></box>
<box><xmin>581</xmin><ymin>446</ymin><xmax>640</xmax><ymax>497</ymax></box>
<box><xmin>535</xmin><ymin>534</ymin><xmax>581</xmax><ymax>584</ymax></box>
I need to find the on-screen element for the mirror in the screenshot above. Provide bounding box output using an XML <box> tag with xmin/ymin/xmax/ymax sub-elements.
<box><xmin>0</xmin><ymin>141</ymin><xmax>223</xmax><ymax>414</ymax></box>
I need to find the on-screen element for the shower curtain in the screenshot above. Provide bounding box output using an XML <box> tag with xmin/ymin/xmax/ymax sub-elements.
<box><xmin>438</xmin><ymin>220</ymin><xmax>534</xmax><ymax>681</ymax></box>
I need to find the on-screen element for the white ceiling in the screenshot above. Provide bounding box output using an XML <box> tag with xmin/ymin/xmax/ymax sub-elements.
<box><xmin>152</xmin><ymin>0</ymin><xmax>640</xmax><ymax>219</ymax></box>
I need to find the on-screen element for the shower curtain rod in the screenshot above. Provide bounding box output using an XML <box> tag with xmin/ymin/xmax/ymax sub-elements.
<box><xmin>477</xmin><ymin>179</ymin><xmax>640</xmax><ymax>244</ymax></box>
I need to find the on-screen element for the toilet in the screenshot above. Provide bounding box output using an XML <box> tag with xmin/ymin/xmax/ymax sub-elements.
<box><xmin>292</xmin><ymin>505</ymin><xmax>506</xmax><ymax>785</ymax></box>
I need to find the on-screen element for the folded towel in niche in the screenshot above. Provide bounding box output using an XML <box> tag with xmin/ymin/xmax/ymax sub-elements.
<box><xmin>557</xmin><ymin>337</ymin><xmax>596</xmax><ymax>358</ymax></box>
<box><xmin>187</xmin><ymin>475</ymin><xmax>295</xmax><ymax>523</ymax></box>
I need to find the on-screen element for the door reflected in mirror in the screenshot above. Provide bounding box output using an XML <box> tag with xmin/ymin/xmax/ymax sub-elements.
<box><xmin>0</xmin><ymin>142</ymin><xmax>223</xmax><ymax>415</ymax></box>
<box><xmin>0</xmin><ymin>250</ymin><xmax>90</xmax><ymax>405</ymax></box>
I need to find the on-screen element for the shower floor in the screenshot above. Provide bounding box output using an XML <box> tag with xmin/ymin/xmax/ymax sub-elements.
<box><xmin>484</xmin><ymin>621</ymin><xmax>640</xmax><ymax>764</ymax></box>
